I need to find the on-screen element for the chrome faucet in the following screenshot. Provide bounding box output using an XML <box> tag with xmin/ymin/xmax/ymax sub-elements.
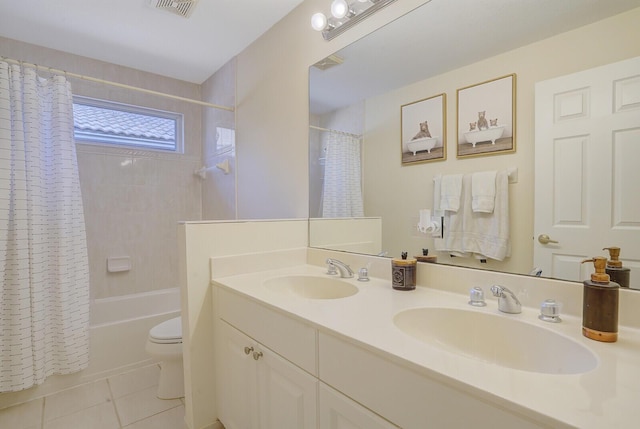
<box><xmin>490</xmin><ymin>285</ymin><xmax>522</xmax><ymax>314</ymax></box>
<box><xmin>326</xmin><ymin>258</ymin><xmax>354</xmax><ymax>278</ymax></box>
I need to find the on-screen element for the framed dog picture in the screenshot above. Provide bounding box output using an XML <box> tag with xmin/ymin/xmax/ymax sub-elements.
<box><xmin>456</xmin><ymin>73</ymin><xmax>516</xmax><ymax>158</ymax></box>
<box><xmin>400</xmin><ymin>93</ymin><xmax>446</xmax><ymax>165</ymax></box>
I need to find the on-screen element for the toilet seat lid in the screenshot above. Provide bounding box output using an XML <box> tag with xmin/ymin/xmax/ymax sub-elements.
<box><xmin>150</xmin><ymin>317</ymin><xmax>182</xmax><ymax>342</ymax></box>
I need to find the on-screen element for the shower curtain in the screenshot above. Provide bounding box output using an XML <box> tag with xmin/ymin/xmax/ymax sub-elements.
<box><xmin>0</xmin><ymin>61</ymin><xmax>90</xmax><ymax>392</ymax></box>
<box><xmin>322</xmin><ymin>132</ymin><xmax>364</xmax><ymax>218</ymax></box>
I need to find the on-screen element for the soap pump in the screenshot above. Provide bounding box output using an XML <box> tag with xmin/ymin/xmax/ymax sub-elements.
<box><xmin>603</xmin><ymin>247</ymin><xmax>631</xmax><ymax>288</ymax></box>
<box><xmin>581</xmin><ymin>257</ymin><xmax>619</xmax><ymax>343</ymax></box>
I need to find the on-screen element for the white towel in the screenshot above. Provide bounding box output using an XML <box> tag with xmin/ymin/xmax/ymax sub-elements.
<box><xmin>439</xmin><ymin>174</ymin><xmax>463</xmax><ymax>212</ymax></box>
<box><xmin>465</xmin><ymin>170</ymin><xmax>511</xmax><ymax>260</ymax></box>
<box><xmin>435</xmin><ymin>175</ymin><xmax>467</xmax><ymax>255</ymax></box>
<box><xmin>432</xmin><ymin>175</ymin><xmax>443</xmax><ymax>217</ymax></box>
<box><xmin>436</xmin><ymin>171</ymin><xmax>510</xmax><ymax>261</ymax></box>
<box><xmin>471</xmin><ymin>170</ymin><xmax>497</xmax><ymax>213</ymax></box>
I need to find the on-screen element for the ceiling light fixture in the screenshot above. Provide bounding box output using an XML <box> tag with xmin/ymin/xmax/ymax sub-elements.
<box><xmin>311</xmin><ymin>0</ymin><xmax>397</xmax><ymax>41</ymax></box>
<box><xmin>330</xmin><ymin>0</ymin><xmax>351</xmax><ymax>19</ymax></box>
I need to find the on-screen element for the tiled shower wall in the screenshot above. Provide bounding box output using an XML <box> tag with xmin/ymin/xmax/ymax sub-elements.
<box><xmin>76</xmin><ymin>146</ymin><xmax>201</xmax><ymax>299</ymax></box>
<box><xmin>1</xmin><ymin>37</ymin><xmax>205</xmax><ymax>300</ymax></box>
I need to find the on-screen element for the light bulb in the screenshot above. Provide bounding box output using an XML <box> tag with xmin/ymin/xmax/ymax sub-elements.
<box><xmin>331</xmin><ymin>0</ymin><xmax>349</xmax><ymax>19</ymax></box>
<box><xmin>310</xmin><ymin>12</ymin><xmax>328</xmax><ymax>31</ymax></box>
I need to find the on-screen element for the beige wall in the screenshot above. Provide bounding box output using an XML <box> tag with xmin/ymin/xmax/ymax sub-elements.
<box><xmin>362</xmin><ymin>9</ymin><xmax>640</xmax><ymax>275</ymax></box>
<box><xmin>201</xmin><ymin>58</ymin><xmax>237</xmax><ymax>220</ymax></box>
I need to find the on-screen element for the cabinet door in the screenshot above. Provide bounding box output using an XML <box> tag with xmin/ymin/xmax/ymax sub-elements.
<box><xmin>256</xmin><ymin>345</ymin><xmax>318</xmax><ymax>429</ymax></box>
<box><xmin>217</xmin><ymin>321</ymin><xmax>258</xmax><ymax>429</ymax></box>
<box><xmin>319</xmin><ymin>383</ymin><xmax>399</xmax><ymax>429</ymax></box>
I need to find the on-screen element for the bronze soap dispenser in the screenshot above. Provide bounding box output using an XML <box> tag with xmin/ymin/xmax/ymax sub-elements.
<box><xmin>581</xmin><ymin>257</ymin><xmax>620</xmax><ymax>343</ymax></box>
<box><xmin>603</xmin><ymin>246</ymin><xmax>631</xmax><ymax>288</ymax></box>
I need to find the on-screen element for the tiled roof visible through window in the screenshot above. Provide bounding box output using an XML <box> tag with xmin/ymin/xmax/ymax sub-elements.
<box><xmin>72</xmin><ymin>98</ymin><xmax>181</xmax><ymax>151</ymax></box>
<box><xmin>73</xmin><ymin>103</ymin><xmax>174</xmax><ymax>141</ymax></box>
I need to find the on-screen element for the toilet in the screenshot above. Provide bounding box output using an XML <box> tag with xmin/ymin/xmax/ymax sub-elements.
<box><xmin>145</xmin><ymin>316</ymin><xmax>184</xmax><ymax>399</ymax></box>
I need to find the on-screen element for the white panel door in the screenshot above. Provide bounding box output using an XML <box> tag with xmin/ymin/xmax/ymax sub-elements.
<box><xmin>257</xmin><ymin>344</ymin><xmax>318</xmax><ymax>429</ymax></box>
<box><xmin>534</xmin><ymin>56</ymin><xmax>640</xmax><ymax>288</ymax></box>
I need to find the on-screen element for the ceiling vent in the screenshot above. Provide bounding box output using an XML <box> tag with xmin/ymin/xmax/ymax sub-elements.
<box><xmin>148</xmin><ymin>0</ymin><xmax>199</xmax><ymax>18</ymax></box>
<box><xmin>312</xmin><ymin>54</ymin><xmax>344</xmax><ymax>71</ymax></box>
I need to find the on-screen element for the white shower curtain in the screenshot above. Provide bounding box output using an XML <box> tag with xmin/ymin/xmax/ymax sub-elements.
<box><xmin>322</xmin><ymin>132</ymin><xmax>364</xmax><ymax>218</ymax></box>
<box><xmin>0</xmin><ymin>61</ymin><xmax>90</xmax><ymax>392</ymax></box>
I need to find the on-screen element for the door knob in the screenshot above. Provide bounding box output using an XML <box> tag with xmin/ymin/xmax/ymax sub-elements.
<box><xmin>244</xmin><ymin>346</ymin><xmax>254</xmax><ymax>355</ymax></box>
<box><xmin>252</xmin><ymin>351</ymin><xmax>263</xmax><ymax>361</ymax></box>
<box><xmin>538</xmin><ymin>234</ymin><xmax>559</xmax><ymax>245</ymax></box>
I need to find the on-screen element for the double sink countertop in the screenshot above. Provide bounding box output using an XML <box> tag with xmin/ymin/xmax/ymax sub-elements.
<box><xmin>211</xmin><ymin>254</ymin><xmax>640</xmax><ymax>429</ymax></box>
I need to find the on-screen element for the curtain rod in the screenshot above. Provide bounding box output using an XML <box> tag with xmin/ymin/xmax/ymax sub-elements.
<box><xmin>0</xmin><ymin>56</ymin><xmax>234</xmax><ymax>112</ymax></box>
<box><xmin>309</xmin><ymin>125</ymin><xmax>361</xmax><ymax>138</ymax></box>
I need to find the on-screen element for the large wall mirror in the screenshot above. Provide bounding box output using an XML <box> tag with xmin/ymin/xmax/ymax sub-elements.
<box><xmin>308</xmin><ymin>0</ymin><xmax>640</xmax><ymax>289</ymax></box>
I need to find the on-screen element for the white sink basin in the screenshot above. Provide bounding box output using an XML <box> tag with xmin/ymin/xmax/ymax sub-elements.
<box><xmin>393</xmin><ymin>307</ymin><xmax>597</xmax><ymax>374</ymax></box>
<box><xmin>264</xmin><ymin>275</ymin><xmax>358</xmax><ymax>299</ymax></box>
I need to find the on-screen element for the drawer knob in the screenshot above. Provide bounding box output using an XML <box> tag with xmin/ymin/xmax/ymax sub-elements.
<box><xmin>244</xmin><ymin>346</ymin><xmax>254</xmax><ymax>355</ymax></box>
<box><xmin>252</xmin><ymin>351</ymin><xmax>263</xmax><ymax>361</ymax></box>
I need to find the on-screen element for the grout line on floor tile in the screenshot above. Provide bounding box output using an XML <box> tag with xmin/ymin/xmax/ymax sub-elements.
<box><xmin>125</xmin><ymin>402</ymin><xmax>185</xmax><ymax>428</ymax></box>
<box><xmin>110</xmin><ymin>399</ymin><xmax>122</xmax><ymax>429</ymax></box>
<box><xmin>40</xmin><ymin>397</ymin><xmax>45</xmax><ymax>429</ymax></box>
<box><xmin>106</xmin><ymin>377</ymin><xmax>123</xmax><ymax>428</ymax></box>
<box><xmin>111</xmin><ymin>363</ymin><xmax>161</xmax><ymax>381</ymax></box>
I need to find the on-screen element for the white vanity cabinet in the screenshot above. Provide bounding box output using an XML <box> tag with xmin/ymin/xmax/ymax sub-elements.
<box><xmin>214</xmin><ymin>286</ymin><xmax>402</xmax><ymax>429</ymax></box>
<box><xmin>217</xmin><ymin>320</ymin><xmax>317</xmax><ymax>429</ymax></box>
<box><xmin>319</xmin><ymin>383</ymin><xmax>399</xmax><ymax>429</ymax></box>
<box><xmin>214</xmin><ymin>284</ymin><xmax>546</xmax><ymax>429</ymax></box>
<box><xmin>217</xmin><ymin>287</ymin><xmax>317</xmax><ymax>374</ymax></box>
<box><xmin>319</xmin><ymin>332</ymin><xmax>548</xmax><ymax>429</ymax></box>
<box><xmin>216</xmin><ymin>288</ymin><xmax>319</xmax><ymax>429</ymax></box>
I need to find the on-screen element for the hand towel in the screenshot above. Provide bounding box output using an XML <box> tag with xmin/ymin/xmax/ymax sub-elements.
<box><xmin>471</xmin><ymin>170</ymin><xmax>497</xmax><ymax>213</ymax></box>
<box><xmin>439</xmin><ymin>174</ymin><xmax>463</xmax><ymax>212</ymax></box>
<box><xmin>463</xmin><ymin>170</ymin><xmax>511</xmax><ymax>260</ymax></box>
<box><xmin>435</xmin><ymin>175</ymin><xmax>466</xmax><ymax>256</ymax></box>
<box><xmin>436</xmin><ymin>171</ymin><xmax>510</xmax><ymax>261</ymax></box>
<box><xmin>432</xmin><ymin>175</ymin><xmax>444</xmax><ymax>217</ymax></box>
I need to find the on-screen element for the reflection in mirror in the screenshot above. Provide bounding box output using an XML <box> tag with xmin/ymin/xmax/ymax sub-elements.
<box><xmin>308</xmin><ymin>0</ymin><xmax>640</xmax><ymax>290</ymax></box>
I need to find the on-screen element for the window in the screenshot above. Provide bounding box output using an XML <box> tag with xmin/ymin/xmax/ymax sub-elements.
<box><xmin>73</xmin><ymin>96</ymin><xmax>183</xmax><ymax>152</ymax></box>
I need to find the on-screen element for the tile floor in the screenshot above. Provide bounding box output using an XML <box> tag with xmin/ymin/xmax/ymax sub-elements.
<box><xmin>0</xmin><ymin>364</ymin><xmax>187</xmax><ymax>429</ymax></box>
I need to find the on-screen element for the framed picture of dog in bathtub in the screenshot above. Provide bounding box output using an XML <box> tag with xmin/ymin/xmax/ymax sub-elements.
<box><xmin>456</xmin><ymin>73</ymin><xmax>516</xmax><ymax>158</ymax></box>
<box><xmin>400</xmin><ymin>93</ymin><xmax>447</xmax><ymax>165</ymax></box>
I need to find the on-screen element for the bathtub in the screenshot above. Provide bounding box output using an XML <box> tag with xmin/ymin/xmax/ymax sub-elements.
<box><xmin>89</xmin><ymin>288</ymin><xmax>181</xmax><ymax>374</ymax></box>
<box><xmin>463</xmin><ymin>126</ymin><xmax>505</xmax><ymax>147</ymax></box>
<box><xmin>0</xmin><ymin>288</ymin><xmax>180</xmax><ymax>409</ymax></box>
<box><xmin>90</xmin><ymin>287</ymin><xmax>180</xmax><ymax>327</ymax></box>
<box><xmin>407</xmin><ymin>136</ymin><xmax>438</xmax><ymax>155</ymax></box>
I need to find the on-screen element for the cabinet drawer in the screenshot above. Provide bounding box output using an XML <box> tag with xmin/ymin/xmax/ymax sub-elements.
<box><xmin>218</xmin><ymin>287</ymin><xmax>317</xmax><ymax>375</ymax></box>
<box><xmin>319</xmin><ymin>382</ymin><xmax>399</xmax><ymax>429</ymax></box>
<box><xmin>319</xmin><ymin>332</ymin><xmax>546</xmax><ymax>429</ymax></box>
